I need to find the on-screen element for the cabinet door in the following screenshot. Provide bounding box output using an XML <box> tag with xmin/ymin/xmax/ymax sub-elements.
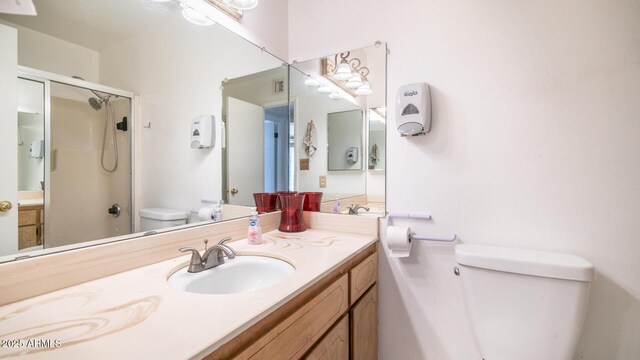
<box><xmin>305</xmin><ymin>316</ymin><xmax>349</xmax><ymax>360</ymax></box>
<box><xmin>18</xmin><ymin>225</ymin><xmax>38</xmax><ymax>249</ymax></box>
<box><xmin>351</xmin><ymin>284</ymin><xmax>378</xmax><ymax>360</ymax></box>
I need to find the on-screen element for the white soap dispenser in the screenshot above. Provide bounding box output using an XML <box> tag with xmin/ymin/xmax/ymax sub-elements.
<box><xmin>191</xmin><ymin>115</ymin><xmax>215</xmax><ymax>149</ymax></box>
<box><xmin>395</xmin><ymin>83</ymin><xmax>431</xmax><ymax>136</ymax></box>
<box><xmin>247</xmin><ymin>207</ymin><xmax>263</xmax><ymax>245</ymax></box>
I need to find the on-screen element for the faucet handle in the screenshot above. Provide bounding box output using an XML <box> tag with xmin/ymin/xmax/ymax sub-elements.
<box><xmin>179</xmin><ymin>247</ymin><xmax>204</xmax><ymax>273</ymax></box>
<box><xmin>218</xmin><ymin>237</ymin><xmax>232</xmax><ymax>245</ymax></box>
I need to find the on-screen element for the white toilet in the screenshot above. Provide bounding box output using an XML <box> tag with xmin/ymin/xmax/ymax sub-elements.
<box><xmin>139</xmin><ymin>208</ymin><xmax>189</xmax><ymax>231</ymax></box>
<box><xmin>455</xmin><ymin>244</ymin><xmax>594</xmax><ymax>360</ymax></box>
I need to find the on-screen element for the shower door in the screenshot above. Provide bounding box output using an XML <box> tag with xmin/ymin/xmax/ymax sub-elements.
<box><xmin>46</xmin><ymin>80</ymin><xmax>133</xmax><ymax>248</ymax></box>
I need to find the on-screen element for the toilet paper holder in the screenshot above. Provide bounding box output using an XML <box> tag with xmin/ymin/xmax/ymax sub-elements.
<box><xmin>386</xmin><ymin>212</ymin><xmax>457</xmax><ymax>242</ymax></box>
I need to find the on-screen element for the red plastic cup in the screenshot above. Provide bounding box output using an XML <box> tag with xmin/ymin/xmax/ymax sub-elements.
<box><xmin>301</xmin><ymin>192</ymin><xmax>323</xmax><ymax>212</ymax></box>
<box><xmin>278</xmin><ymin>193</ymin><xmax>306</xmax><ymax>232</ymax></box>
<box><xmin>253</xmin><ymin>192</ymin><xmax>277</xmax><ymax>213</ymax></box>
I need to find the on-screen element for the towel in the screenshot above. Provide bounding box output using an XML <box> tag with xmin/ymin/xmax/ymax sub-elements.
<box><xmin>370</xmin><ymin>143</ymin><xmax>379</xmax><ymax>164</ymax></box>
<box><xmin>303</xmin><ymin>120</ymin><xmax>317</xmax><ymax>157</ymax></box>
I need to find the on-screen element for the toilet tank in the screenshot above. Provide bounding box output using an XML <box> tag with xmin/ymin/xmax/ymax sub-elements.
<box><xmin>455</xmin><ymin>245</ymin><xmax>594</xmax><ymax>360</ymax></box>
<box><xmin>139</xmin><ymin>208</ymin><xmax>188</xmax><ymax>231</ymax></box>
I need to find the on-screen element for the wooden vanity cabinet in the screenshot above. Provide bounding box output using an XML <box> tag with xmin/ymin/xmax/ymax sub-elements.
<box><xmin>206</xmin><ymin>243</ymin><xmax>379</xmax><ymax>360</ymax></box>
<box><xmin>18</xmin><ymin>205</ymin><xmax>44</xmax><ymax>249</ymax></box>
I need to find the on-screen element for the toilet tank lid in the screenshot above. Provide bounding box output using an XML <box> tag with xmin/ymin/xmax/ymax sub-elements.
<box><xmin>139</xmin><ymin>208</ymin><xmax>188</xmax><ymax>220</ymax></box>
<box><xmin>455</xmin><ymin>245</ymin><xmax>594</xmax><ymax>282</ymax></box>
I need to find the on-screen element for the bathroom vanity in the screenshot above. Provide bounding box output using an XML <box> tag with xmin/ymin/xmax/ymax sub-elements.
<box><xmin>0</xmin><ymin>212</ymin><xmax>379</xmax><ymax>359</ymax></box>
<box><xmin>17</xmin><ymin>203</ymin><xmax>43</xmax><ymax>249</ymax></box>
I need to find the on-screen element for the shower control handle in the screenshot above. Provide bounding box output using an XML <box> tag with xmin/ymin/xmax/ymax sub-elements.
<box><xmin>108</xmin><ymin>203</ymin><xmax>121</xmax><ymax>218</ymax></box>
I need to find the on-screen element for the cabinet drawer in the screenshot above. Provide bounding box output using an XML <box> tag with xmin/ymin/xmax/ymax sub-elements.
<box><xmin>350</xmin><ymin>252</ymin><xmax>377</xmax><ymax>305</ymax></box>
<box><xmin>18</xmin><ymin>210</ymin><xmax>38</xmax><ymax>226</ymax></box>
<box><xmin>235</xmin><ymin>274</ymin><xmax>349</xmax><ymax>360</ymax></box>
<box><xmin>304</xmin><ymin>315</ymin><xmax>348</xmax><ymax>360</ymax></box>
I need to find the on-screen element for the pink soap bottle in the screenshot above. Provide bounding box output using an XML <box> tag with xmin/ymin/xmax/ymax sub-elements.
<box><xmin>247</xmin><ymin>208</ymin><xmax>263</xmax><ymax>245</ymax></box>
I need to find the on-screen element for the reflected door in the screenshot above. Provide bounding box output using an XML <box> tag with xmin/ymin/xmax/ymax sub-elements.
<box><xmin>227</xmin><ymin>97</ymin><xmax>264</xmax><ymax>206</ymax></box>
<box><xmin>0</xmin><ymin>25</ymin><xmax>18</xmax><ymax>256</ymax></box>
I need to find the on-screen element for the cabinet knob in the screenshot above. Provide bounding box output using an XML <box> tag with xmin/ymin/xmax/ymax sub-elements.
<box><xmin>0</xmin><ymin>200</ymin><xmax>12</xmax><ymax>212</ymax></box>
<box><xmin>229</xmin><ymin>188</ymin><xmax>239</xmax><ymax>196</ymax></box>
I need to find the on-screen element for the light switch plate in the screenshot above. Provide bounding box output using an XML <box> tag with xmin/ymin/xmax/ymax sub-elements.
<box><xmin>300</xmin><ymin>159</ymin><xmax>309</xmax><ymax>171</ymax></box>
<box><xmin>319</xmin><ymin>176</ymin><xmax>327</xmax><ymax>188</ymax></box>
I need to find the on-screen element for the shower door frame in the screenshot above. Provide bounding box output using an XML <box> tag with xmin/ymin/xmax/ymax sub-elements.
<box><xmin>17</xmin><ymin>66</ymin><xmax>137</xmax><ymax>248</ymax></box>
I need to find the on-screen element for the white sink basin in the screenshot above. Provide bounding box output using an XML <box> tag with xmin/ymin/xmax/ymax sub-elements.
<box><xmin>168</xmin><ymin>256</ymin><xmax>295</xmax><ymax>295</ymax></box>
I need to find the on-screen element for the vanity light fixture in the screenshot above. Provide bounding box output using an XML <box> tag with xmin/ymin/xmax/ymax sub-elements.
<box><xmin>322</xmin><ymin>52</ymin><xmax>373</xmax><ymax>96</ymax></box>
<box><xmin>222</xmin><ymin>0</ymin><xmax>258</xmax><ymax>10</ymax></box>
<box><xmin>181</xmin><ymin>2</ymin><xmax>215</xmax><ymax>26</ymax></box>
<box><xmin>317</xmin><ymin>85</ymin><xmax>332</xmax><ymax>93</ymax></box>
<box><xmin>304</xmin><ymin>77</ymin><xmax>320</xmax><ymax>86</ymax></box>
<box><xmin>345</xmin><ymin>73</ymin><xmax>363</xmax><ymax>88</ymax></box>
<box><xmin>355</xmin><ymin>81</ymin><xmax>372</xmax><ymax>95</ymax></box>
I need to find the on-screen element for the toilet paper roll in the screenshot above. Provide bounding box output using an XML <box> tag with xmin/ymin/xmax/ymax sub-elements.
<box><xmin>386</xmin><ymin>225</ymin><xmax>412</xmax><ymax>258</ymax></box>
<box><xmin>197</xmin><ymin>207</ymin><xmax>213</xmax><ymax>221</ymax></box>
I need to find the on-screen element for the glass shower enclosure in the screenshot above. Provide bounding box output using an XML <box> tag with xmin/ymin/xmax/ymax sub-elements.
<box><xmin>16</xmin><ymin>68</ymin><xmax>134</xmax><ymax>254</ymax></box>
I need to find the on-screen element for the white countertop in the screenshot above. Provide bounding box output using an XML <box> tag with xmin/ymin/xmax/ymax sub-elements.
<box><xmin>17</xmin><ymin>199</ymin><xmax>43</xmax><ymax>207</ymax></box>
<box><xmin>0</xmin><ymin>229</ymin><xmax>377</xmax><ymax>359</ymax></box>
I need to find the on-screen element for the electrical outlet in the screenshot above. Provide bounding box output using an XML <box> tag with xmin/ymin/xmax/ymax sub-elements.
<box><xmin>300</xmin><ymin>159</ymin><xmax>309</xmax><ymax>171</ymax></box>
<box><xmin>319</xmin><ymin>176</ymin><xmax>327</xmax><ymax>188</ymax></box>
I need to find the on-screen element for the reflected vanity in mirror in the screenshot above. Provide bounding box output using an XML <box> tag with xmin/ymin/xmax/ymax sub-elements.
<box><xmin>0</xmin><ymin>0</ymin><xmax>285</xmax><ymax>262</ymax></box>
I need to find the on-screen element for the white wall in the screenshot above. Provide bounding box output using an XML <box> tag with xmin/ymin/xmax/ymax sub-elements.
<box><xmin>0</xmin><ymin>21</ymin><xmax>99</xmax><ymax>82</ymax></box>
<box><xmin>99</xmin><ymin>16</ymin><xmax>282</xmax><ymax>220</ymax></box>
<box><xmin>191</xmin><ymin>0</ymin><xmax>288</xmax><ymax>61</ymax></box>
<box><xmin>290</xmin><ymin>1</ymin><xmax>640</xmax><ymax>359</ymax></box>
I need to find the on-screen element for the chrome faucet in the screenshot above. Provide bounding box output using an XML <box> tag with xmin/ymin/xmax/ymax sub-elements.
<box><xmin>348</xmin><ymin>204</ymin><xmax>370</xmax><ymax>215</ymax></box>
<box><xmin>179</xmin><ymin>237</ymin><xmax>236</xmax><ymax>273</ymax></box>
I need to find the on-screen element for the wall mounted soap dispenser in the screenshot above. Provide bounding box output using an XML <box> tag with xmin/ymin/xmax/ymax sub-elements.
<box><xmin>396</xmin><ymin>83</ymin><xmax>431</xmax><ymax>136</ymax></box>
<box><xmin>191</xmin><ymin>115</ymin><xmax>215</xmax><ymax>149</ymax></box>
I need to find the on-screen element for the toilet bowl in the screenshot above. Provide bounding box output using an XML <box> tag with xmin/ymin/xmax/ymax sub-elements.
<box><xmin>455</xmin><ymin>244</ymin><xmax>594</xmax><ymax>360</ymax></box>
<box><xmin>139</xmin><ymin>208</ymin><xmax>188</xmax><ymax>231</ymax></box>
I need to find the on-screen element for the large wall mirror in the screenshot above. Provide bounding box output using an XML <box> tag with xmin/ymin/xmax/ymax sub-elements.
<box><xmin>0</xmin><ymin>2</ymin><xmax>387</xmax><ymax>264</ymax></box>
<box><xmin>0</xmin><ymin>0</ymin><xmax>285</xmax><ymax>262</ymax></box>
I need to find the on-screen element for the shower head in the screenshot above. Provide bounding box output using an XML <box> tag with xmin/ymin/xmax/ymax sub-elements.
<box><xmin>89</xmin><ymin>97</ymin><xmax>103</xmax><ymax>111</ymax></box>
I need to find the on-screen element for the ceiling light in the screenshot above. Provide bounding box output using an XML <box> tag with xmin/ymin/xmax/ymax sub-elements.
<box><xmin>333</xmin><ymin>61</ymin><xmax>353</xmax><ymax>80</ymax></box>
<box><xmin>329</xmin><ymin>92</ymin><xmax>342</xmax><ymax>99</ymax></box>
<box><xmin>317</xmin><ymin>85</ymin><xmax>332</xmax><ymax>93</ymax></box>
<box><xmin>304</xmin><ymin>77</ymin><xmax>320</xmax><ymax>86</ymax></box>
<box><xmin>181</xmin><ymin>3</ymin><xmax>215</xmax><ymax>26</ymax></box>
<box><xmin>223</xmin><ymin>0</ymin><xmax>259</xmax><ymax>10</ymax></box>
<box><xmin>345</xmin><ymin>73</ymin><xmax>363</xmax><ymax>88</ymax></box>
<box><xmin>355</xmin><ymin>81</ymin><xmax>372</xmax><ymax>95</ymax></box>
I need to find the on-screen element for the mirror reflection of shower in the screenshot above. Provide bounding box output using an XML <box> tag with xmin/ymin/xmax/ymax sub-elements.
<box><xmin>72</xmin><ymin>76</ymin><xmax>119</xmax><ymax>172</ymax></box>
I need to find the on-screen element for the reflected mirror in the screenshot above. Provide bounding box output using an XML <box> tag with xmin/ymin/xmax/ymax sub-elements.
<box><xmin>368</xmin><ymin>108</ymin><xmax>386</xmax><ymax>170</ymax></box>
<box><xmin>289</xmin><ymin>43</ymin><xmax>386</xmax><ymax>216</ymax></box>
<box><xmin>328</xmin><ymin>110</ymin><xmax>364</xmax><ymax>171</ymax></box>
<box><xmin>0</xmin><ymin>0</ymin><xmax>285</xmax><ymax>262</ymax></box>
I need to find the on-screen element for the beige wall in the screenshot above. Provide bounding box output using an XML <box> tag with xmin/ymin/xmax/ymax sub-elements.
<box><xmin>289</xmin><ymin>1</ymin><xmax>640</xmax><ymax>359</ymax></box>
